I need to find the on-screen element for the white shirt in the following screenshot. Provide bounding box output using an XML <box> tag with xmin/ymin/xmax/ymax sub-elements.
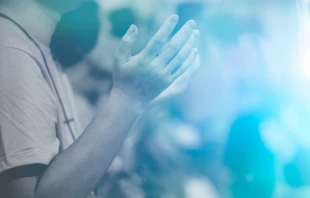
<box><xmin>0</xmin><ymin>8</ymin><xmax>82</xmax><ymax>174</ymax></box>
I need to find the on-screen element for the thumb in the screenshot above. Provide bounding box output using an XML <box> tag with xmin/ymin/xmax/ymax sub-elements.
<box><xmin>115</xmin><ymin>24</ymin><xmax>139</xmax><ymax>64</ymax></box>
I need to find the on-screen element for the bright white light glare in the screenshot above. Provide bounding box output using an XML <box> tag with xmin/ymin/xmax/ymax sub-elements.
<box><xmin>184</xmin><ymin>178</ymin><xmax>220</xmax><ymax>198</ymax></box>
<box><xmin>301</xmin><ymin>52</ymin><xmax>310</xmax><ymax>78</ymax></box>
<box><xmin>172</xmin><ymin>124</ymin><xmax>201</xmax><ymax>149</ymax></box>
<box><xmin>260</xmin><ymin>119</ymin><xmax>297</xmax><ymax>162</ymax></box>
<box><xmin>297</xmin><ymin>0</ymin><xmax>310</xmax><ymax>78</ymax></box>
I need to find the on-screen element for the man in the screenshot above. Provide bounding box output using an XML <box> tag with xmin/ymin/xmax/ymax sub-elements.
<box><xmin>0</xmin><ymin>0</ymin><xmax>200</xmax><ymax>198</ymax></box>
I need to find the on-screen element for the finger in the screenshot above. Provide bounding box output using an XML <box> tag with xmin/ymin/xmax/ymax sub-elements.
<box><xmin>180</xmin><ymin>53</ymin><xmax>201</xmax><ymax>82</ymax></box>
<box><xmin>174</xmin><ymin>53</ymin><xmax>201</xmax><ymax>84</ymax></box>
<box><xmin>157</xmin><ymin>20</ymin><xmax>196</xmax><ymax>65</ymax></box>
<box><xmin>115</xmin><ymin>24</ymin><xmax>139</xmax><ymax>63</ymax></box>
<box><xmin>171</xmin><ymin>48</ymin><xmax>199</xmax><ymax>81</ymax></box>
<box><xmin>140</xmin><ymin>15</ymin><xmax>179</xmax><ymax>61</ymax></box>
<box><xmin>166</xmin><ymin>29</ymin><xmax>200</xmax><ymax>74</ymax></box>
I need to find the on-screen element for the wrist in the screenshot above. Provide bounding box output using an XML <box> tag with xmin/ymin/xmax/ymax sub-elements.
<box><xmin>109</xmin><ymin>86</ymin><xmax>146</xmax><ymax>114</ymax></box>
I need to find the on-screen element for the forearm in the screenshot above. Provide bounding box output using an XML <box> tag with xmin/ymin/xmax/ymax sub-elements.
<box><xmin>34</xmin><ymin>89</ymin><xmax>143</xmax><ymax>198</ymax></box>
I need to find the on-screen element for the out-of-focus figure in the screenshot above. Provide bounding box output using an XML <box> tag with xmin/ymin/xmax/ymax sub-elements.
<box><xmin>50</xmin><ymin>1</ymin><xmax>114</xmax><ymax>131</ymax></box>
<box><xmin>51</xmin><ymin>2</ymin><xmax>137</xmax><ymax>131</ymax></box>
<box><xmin>224</xmin><ymin>111</ymin><xmax>276</xmax><ymax>198</ymax></box>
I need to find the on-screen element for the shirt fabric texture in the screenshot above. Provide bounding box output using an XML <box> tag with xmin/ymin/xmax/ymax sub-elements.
<box><xmin>0</xmin><ymin>8</ymin><xmax>82</xmax><ymax>175</ymax></box>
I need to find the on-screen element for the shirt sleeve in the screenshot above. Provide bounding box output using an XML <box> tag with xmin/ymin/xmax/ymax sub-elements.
<box><xmin>0</xmin><ymin>47</ymin><xmax>60</xmax><ymax>175</ymax></box>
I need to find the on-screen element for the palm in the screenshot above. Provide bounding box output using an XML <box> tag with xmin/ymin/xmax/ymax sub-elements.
<box><xmin>112</xmin><ymin>15</ymin><xmax>200</xmax><ymax>107</ymax></box>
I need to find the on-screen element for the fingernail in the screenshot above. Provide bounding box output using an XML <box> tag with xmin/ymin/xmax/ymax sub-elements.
<box><xmin>171</xmin><ymin>15</ymin><xmax>179</xmax><ymax>23</ymax></box>
<box><xmin>128</xmin><ymin>24</ymin><xmax>137</xmax><ymax>34</ymax></box>
<box><xmin>189</xmin><ymin>20</ymin><xmax>196</xmax><ymax>28</ymax></box>
<box><xmin>193</xmin><ymin>30</ymin><xmax>200</xmax><ymax>38</ymax></box>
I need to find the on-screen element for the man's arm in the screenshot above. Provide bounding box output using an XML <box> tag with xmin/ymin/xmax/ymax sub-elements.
<box><xmin>35</xmin><ymin>89</ymin><xmax>144</xmax><ymax>198</ymax></box>
<box><xmin>0</xmin><ymin>76</ymin><xmax>143</xmax><ymax>198</ymax></box>
<box><xmin>0</xmin><ymin>165</ymin><xmax>46</xmax><ymax>198</ymax></box>
<box><xmin>1</xmin><ymin>15</ymin><xmax>199</xmax><ymax>198</ymax></box>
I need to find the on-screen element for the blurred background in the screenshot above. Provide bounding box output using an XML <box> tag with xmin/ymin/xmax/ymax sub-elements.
<box><xmin>51</xmin><ymin>0</ymin><xmax>310</xmax><ymax>197</ymax></box>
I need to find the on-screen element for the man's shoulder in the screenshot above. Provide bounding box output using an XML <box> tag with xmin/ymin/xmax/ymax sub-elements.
<box><xmin>0</xmin><ymin>17</ymin><xmax>57</xmax><ymax>96</ymax></box>
<box><xmin>0</xmin><ymin>18</ymin><xmax>41</xmax><ymax>58</ymax></box>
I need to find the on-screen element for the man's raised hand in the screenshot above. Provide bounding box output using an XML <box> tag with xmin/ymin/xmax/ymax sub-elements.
<box><xmin>113</xmin><ymin>15</ymin><xmax>200</xmax><ymax>107</ymax></box>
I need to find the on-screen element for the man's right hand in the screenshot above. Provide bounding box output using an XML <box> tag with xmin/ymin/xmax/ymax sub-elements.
<box><xmin>112</xmin><ymin>15</ymin><xmax>200</xmax><ymax>107</ymax></box>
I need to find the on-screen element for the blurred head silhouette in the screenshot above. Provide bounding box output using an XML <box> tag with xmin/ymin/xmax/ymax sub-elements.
<box><xmin>224</xmin><ymin>112</ymin><xmax>276</xmax><ymax>198</ymax></box>
<box><xmin>38</xmin><ymin>0</ymin><xmax>86</xmax><ymax>14</ymax></box>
